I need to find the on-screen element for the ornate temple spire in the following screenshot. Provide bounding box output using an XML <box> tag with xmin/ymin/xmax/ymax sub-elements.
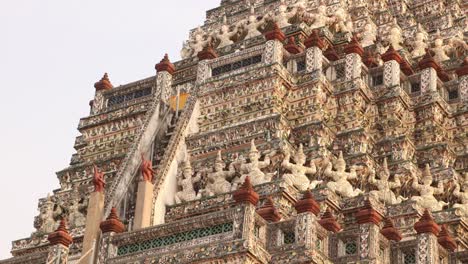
<box><xmin>94</xmin><ymin>73</ymin><xmax>113</xmax><ymax>91</ymax></box>
<box><xmin>319</xmin><ymin>207</ymin><xmax>342</xmax><ymax>233</ymax></box>
<box><xmin>414</xmin><ymin>209</ymin><xmax>440</xmax><ymax>236</ymax></box>
<box><xmin>380</xmin><ymin>217</ymin><xmax>402</xmax><ymax>242</ymax></box>
<box><xmin>100</xmin><ymin>207</ymin><xmax>125</xmax><ymax>234</ymax></box>
<box><xmin>155</xmin><ymin>53</ymin><xmax>175</xmax><ymax>74</ymax></box>
<box><xmin>233</xmin><ymin>176</ymin><xmax>259</xmax><ymax>206</ymax></box>
<box><xmin>47</xmin><ymin>218</ymin><xmax>73</xmax><ymax>247</ymax></box>
<box><xmin>257</xmin><ymin>197</ymin><xmax>281</xmax><ymax>222</ymax></box>
<box><xmin>294</xmin><ymin>189</ymin><xmax>320</xmax><ymax>216</ymax></box>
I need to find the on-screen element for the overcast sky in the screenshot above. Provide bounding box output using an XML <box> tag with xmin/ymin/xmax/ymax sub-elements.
<box><xmin>0</xmin><ymin>0</ymin><xmax>219</xmax><ymax>258</ymax></box>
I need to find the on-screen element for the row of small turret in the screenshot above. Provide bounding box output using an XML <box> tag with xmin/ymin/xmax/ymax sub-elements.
<box><xmin>175</xmin><ymin>139</ymin><xmax>468</xmax><ymax>217</ymax></box>
<box><xmin>180</xmin><ymin>0</ymin><xmax>466</xmax><ymax>66</ymax></box>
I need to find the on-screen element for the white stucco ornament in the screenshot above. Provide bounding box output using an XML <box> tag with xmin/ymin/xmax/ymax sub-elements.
<box><xmin>323</xmin><ymin>151</ymin><xmax>363</xmax><ymax>198</ymax></box>
<box><xmin>411</xmin><ymin>164</ymin><xmax>448</xmax><ymax>211</ymax></box>
<box><xmin>282</xmin><ymin>144</ymin><xmax>322</xmax><ymax>191</ymax></box>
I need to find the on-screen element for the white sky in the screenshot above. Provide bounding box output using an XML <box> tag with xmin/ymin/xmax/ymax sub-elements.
<box><xmin>0</xmin><ymin>0</ymin><xmax>219</xmax><ymax>258</ymax></box>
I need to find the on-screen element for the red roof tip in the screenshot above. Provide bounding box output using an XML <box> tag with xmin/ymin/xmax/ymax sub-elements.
<box><xmin>319</xmin><ymin>207</ymin><xmax>342</xmax><ymax>233</ymax></box>
<box><xmin>264</xmin><ymin>22</ymin><xmax>286</xmax><ymax>42</ymax></box>
<box><xmin>100</xmin><ymin>207</ymin><xmax>125</xmax><ymax>234</ymax></box>
<box><xmin>155</xmin><ymin>54</ymin><xmax>176</xmax><ymax>74</ymax></box>
<box><xmin>304</xmin><ymin>29</ymin><xmax>326</xmax><ymax>50</ymax></box>
<box><xmin>414</xmin><ymin>209</ymin><xmax>440</xmax><ymax>236</ymax></box>
<box><xmin>295</xmin><ymin>189</ymin><xmax>320</xmax><ymax>216</ymax></box>
<box><xmin>381</xmin><ymin>44</ymin><xmax>403</xmax><ymax>63</ymax></box>
<box><xmin>233</xmin><ymin>176</ymin><xmax>259</xmax><ymax>206</ymax></box>
<box><xmin>197</xmin><ymin>42</ymin><xmax>218</xmax><ymax>61</ymax></box>
<box><xmin>47</xmin><ymin>218</ymin><xmax>73</xmax><ymax>247</ymax></box>
<box><xmin>380</xmin><ymin>217</ymin><xmax>402</xmax><ymax>242</ymax></box>
<box><xmin>94</xmin><ymin>72</ymin><xmax>113</xmax><ymax>91</ymax></box>
<box><xmin>344</xmin><ymin>34</ymin><xmax>364</xmax><ymax>57</ymax></box>
<box><xmin>257</xmin><ymin>196</ymin><xmax>281</xmax><ymax>222</ymax></box>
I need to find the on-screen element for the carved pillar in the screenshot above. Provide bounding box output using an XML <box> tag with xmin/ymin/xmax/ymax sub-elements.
<box><xmin>133</xmin><ymin>181</ymin><xmax>154</xmax><ymax>230</ymax></box>
<box><xmin>82</xmin><ymin>190</ymin><xmax>105</xmax><ymax>263</ymax></box>
<box><xmin>355</xmin><ymin>200</ymin><xmax>383</xmax><ymax>264</ymax></box>
<box><xmin>155</xmin><ymin>54</ymin><xmax>175</xmax><ymax>104</ymax></box>
<box><xmin>91</xmin><ymin>73</ymin><xmax>113</xmax><ymax>115</ymax></box>
<box><xmin>264</xmin><ymin>40</ymin><xmax>284</xmax><ymax>65</ymax></box>
<box><xmin>456</xmin><ymin>59</ymin><xmax>468</xmax><ymax>102</ymax></box>
<box><xmin>419</xmin><ymin>52</ymin><xmax>439</xmax><ymax>94</ymax></box>
<box><xmin>382</xmin><ymin>46</ymin><xmax>402</xmax><ymax>87</ymax></box>
<box><xmin>97</xmin><ymin>208</ymin><xmax>125</xmax><ymax>263</ymax></box>
<box><xmin>306</xmin><ymin>47</ymin><xmax>323</xmax><ymax>73</ymax></box>
<box><xmin>233</xmin><ymin>177</ymin><xmax>260</xmax><ymax>250</ymax></box>
<box><xmin>344</xmin><ymin>36</ymin><xmax>364</xmax><ymax>81</ymax></box>
<box><xmin>414</xmin><ymin>210</ymin><xmax>441</xmax><ymax>264</ymax></box>
<box><xmin>47</xmin><ymin>219</ymin><xmax>73</xmax><ymax>264</ymax></box>
<box><xmin>196</xmin><ymin>60</ymin><xmax>210</xmax><ymax>85</ymax></box>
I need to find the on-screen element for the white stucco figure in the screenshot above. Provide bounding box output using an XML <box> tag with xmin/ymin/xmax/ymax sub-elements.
<box><xmin>411</xmin><ymin>25</ymin><xmax>427</xmax><ymax>58</ymax></box>
<box><xmin>36</xmin><ymin>195</ymin><xmax>58</xmax><ymax>233</ymax></box>
<box><xmin>323</xmin><ymin>151</ymin><xmax>363</xmax><ymax>198</ymax></box>
<box><xmin>271</xmin><ymin>0</ymin><xmax>296</xmax><ymax>29</ymax></box>
<box><xmin>304</xmin><ymin>4</ymin><xmax>334</xmax><ymax>29</ymax></box>
<box><xmin>241</xmin><ymin>6</ymin><xmax>264</xmax><ymax>39</ymax></box>
<box><xmin>235</xmin><ymin>140</ymin><xmax>274</xmax><ymax>186</ymax></box>
<box><xmin>282</xmin><ymin>144</ymin><xmax>322</xmax><ymax>191</ymax></box>
<box><xmin>180</xmin><ymin>40</ymin><xmax>192</xmax><ymax>59</ymax></box>
<box><xmin>214</xmin><ymin>16</ymin><xmax>236</xmax><ymax>49</ymax></box>
<box><xmin>333</xmin><ymin>7</ymin><xmax>353</xmax><ymax>33</ymax></box>
<box><xmin>411</xmin><ymin>164</ymin><xmax>448</xmax><ymax>211</ymax></box>
<box><xmin>205</xmin><ymin>151</ymin><xmax>235</xmax><ymax>196</ymax></box>
<box><xmin>453</xmin><ymin>173</ymin><xmax>468</xmax><ymax>217</ymax></box>
<box><xmin>175</xmin><ymin>155</ymin><xmax>201</xmax><ymax>204</ymax></box>
<box><xmin>360</xmin><ymin>19</ymin><xmax>377</xmax><ymax>47</ymax></box>
<box><xmin>68</xmin><ymin>200</ymin><xmax>86</xmax><ymax>228</ymax></box>
<box><xmin>369</xmin><ymin>158</ymin><xmax>406</xmax><ymax>204</ymax></box>
<box><xmin>432</xmin><ymin>33</ymin><xmax>450</xmax><ymax>62</ymax></box>
<box><xmin>189</xmin><ymin>27</ymin><xmax>207</xmax><ymax>56</ymax></box>
<box><xmin>388</xmin><ymin>21</ymin><xmax>403</xmax><ymax>50</ymax></box>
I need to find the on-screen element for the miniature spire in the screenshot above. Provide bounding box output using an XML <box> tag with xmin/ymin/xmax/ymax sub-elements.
<box><xmin>355</xmin><ymin>199</ymin><xmax>382</xmax><ymax>225</ymax></box>
<box><xmin>318</xmin><ymin>207</ymin><xmax>342</xmax><ymax>233</ymax></box>
<box><xmin>304</xmin><ymin>29</ymin><xmax>326</xmax><ymax>50</ymax></box>
<box><xmin>100</xmin><ymin>207</ymin><xmax>125</xmax><ymax>234</ymax></box>
<box><xmin>419</xmin><ymin>49</ymin><xmax>440</xmax><ymax>72</ymax></box>
<box><xmin>284</xmin><ymin>36</ymin><xmax>303</xmax><ymax>54</ymax></box>
<box><xmin>256</xmin><ymin>196</ymin><xmax>281</xmax><ymax>222</ymax></box>
<box><xmin>294</xmin><ymin>189</ymin><xmax>320</xmax><ymax>216</ymax></box>
<box><xmin>155</xmin><ymin>53</ymin><xmax>176</xmax><ymax>75</ymax></box>
<box><xmin>422</xmin><ymin>164</ymin><xmax>432</xmax><ymax>182</ymax></box>
<box><xmin>381</xmin><ymin>44</ymin><xmax>402</xmax><ymax>63</ymax></box>
<box><xmin>380</xmin><ymin>217</ymin><xmax>402</xmax><ymax>242</ymax></box>
<box><xmin>233</xmin><ymin>176</ymin><xmax>260</xmax><ymax>205</ymax></box>
<box><xmin>264</xmin><ymin>22</ymin><xmax>286</xmax><ymax>42</ymax></box>
<box><xmin>455</xmin><ymin>57</ymin><xmax>468</xmax><ymax>77</ymax></box>
<box><xmin>400</xmin><ymin>57</ymin><xmax>414</xmax><ymax>76</ymax></box>
<box><xmin>323</xmin><ymin>44</ymin><xmax>339</xmax><ymax>61</ymax></box>
<box><xmin>94</xmin><ymin>73</ymin><xmax>113</xmax><ymax>91</ymax></box>
<box><xmin>47</xmin><ymin>218</ymin><xmax>73</xmax><ymax>247</ymax></box>
<box><xmin>438</xmin><ymin>225</ymin><xmax>457</xmax><ymax>252</ymax></box>
<box><xmin>414</xmin><ymin>209</ymin><xmax>440</xmax><ymax>236</ymax></box>
<box><xmin>344</xmin><ymin>34</ymin><xmax>364</xmax><ymax>57</ymax></box>
<box><xmin>362</xmin><ymin>50</ymin><xmax>378</xmax><ymax>68</ymax></box>
<box><xmin>197</xmin><ymin>42</ymin><xmax>218</xmax><ymax>61</ymax></box>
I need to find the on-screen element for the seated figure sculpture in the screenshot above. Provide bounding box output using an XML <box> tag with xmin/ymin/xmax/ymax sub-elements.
<box><xmin>453</xmin><ymin>173</ymin><xmax>468</xmax><ymax>217</ymax></box>
<box><xmin>204</xmin><ymin>151</ymin><xmax>235</xmax><ymax>196</ymax></box>
<box><xmin>369</xmin><ymin>158</ymin><xmax>405</xmax><ymax>204</ymax></box>
<box><xmin>282</xmin><ymin>144</ymin><xmax>322</xmax><ymax>191</ymax></box>
<box><xmin>305</xmin><ymin>4</ymin><xmax>334</xmax><ymax>29</ymax></box>
<box><xmin>214</xmin><ymin>16</ymin><xmax>236</xmax><ymax>49</ymax></box>
<box><xmin>411</xmin><ymin>164</ymin><xmax>447</xmax><ymax>211</ymax></box>
<box><xmin>234</xmin><ymin>140</ymin><xmax>273</xmax><ymax>186</ymax></box>
<box><xmin>323</xmin><ymin>151</ymin><xmax>363</xmax><ymax>198</ymax></box>
<box><xmin>175</xmin><ymin>154</ymin><xmax>201</xmax><ymax>204</ymax></box>
<box><xmin>241</xmin><ymin>6</ymin><xmax>264</xmax><ymax>40</ymax></box>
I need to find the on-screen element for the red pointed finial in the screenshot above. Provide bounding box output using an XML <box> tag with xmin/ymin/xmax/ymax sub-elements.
<box><xmin>155</xmin><ymin>53</ymin><xmax>176</xmax><ymax>74</ymax></box>
<box><xmin>94</xmin><ymin>73</ymin><xmax>113</xmax><ymax>91</ymax></box>
<box><xmin>438</xmin><ymin>225</ymin><xmax>457</xmax><ymax>252</ymax></box>
<box><xmin>344</xmin><ymin>35</ymin><xmax>364</xmax><ymax>57</ymax></box>
<box><xmin>323</xmin><ymin>44</ymin><xmax>340</xmax><ymax>61</ymax></box>
<box><xmin>363</xmin><ymin>50</ymin><xmax>378</xmax><ymax>68</ymax></box>
<box><xmin>381</xmin><ymin>44</ymin><xmax>402</xmax><ymax>63</ymax></box>
<box><xmin>318</xmin><ymin>207</ymin><xmax>342</xmax><ymax>233</ymax></box>
<box><xmin>100</xmin><ymin>207</ymin><xmax>125</xmax><ymax>234</ymax></box>
<box><xmin>414</xmin><ymin>209</ymin><xmax>440</xmax><ymax>236</ymax></box>
<box><xmin>284</xmin><ymin>36</ymin><xmax>304</xmax><ymax>54</ymax></box>
<box><xmin>304</xmin><ymin>29</ymin><xmax>326</xmax><ymax>50</ymax></box>
<box><xmin>197</xmin><ymin>42</ymin><xmax>218</xmax><ymax>61</ymax></box>
<box><xmin>355</xmin><ymin>199</ymin><xmax>382</xmax><ymax>225</ymax></box>
<box><xmin>264</xmin><ymin>22</ymin><xmax>286</xmax><ymax>42</ymax></box>
<box><xmin>400</xmin><ymin>58</ymin><xmax>415</xmax><ymax>76</ymax></box>
<box><xmin>380</xmin><ymin>217</ymin><xmax>402</xmax><ymax>242</ymax></box>
<box><xmin>233</xmin><ymin>176</ymin><xmax>259</xmax><ymax>206</ymax></box>
<box><xmin>294</xmin><ymin>189</ymin><xmax>320</xmax><ymax>216</ymax></box>
<box><xmin>455</xmin><ymin>57</ymin><xmax>468</xmax><ymax>77</ymax></box>
<box><xmin>48</xmin><ymin>218</ymin><xmax>73</xmax><ymax>247</ymax></box>
<box><xmin>419</xmin><ymin>49</ymin><xmax>440</xmax><ymax>71</ymax></box>
<box><xmin>256</xmin><ymin>196</ymin><xmax>281</xmax><ymax>222</ymax></box>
